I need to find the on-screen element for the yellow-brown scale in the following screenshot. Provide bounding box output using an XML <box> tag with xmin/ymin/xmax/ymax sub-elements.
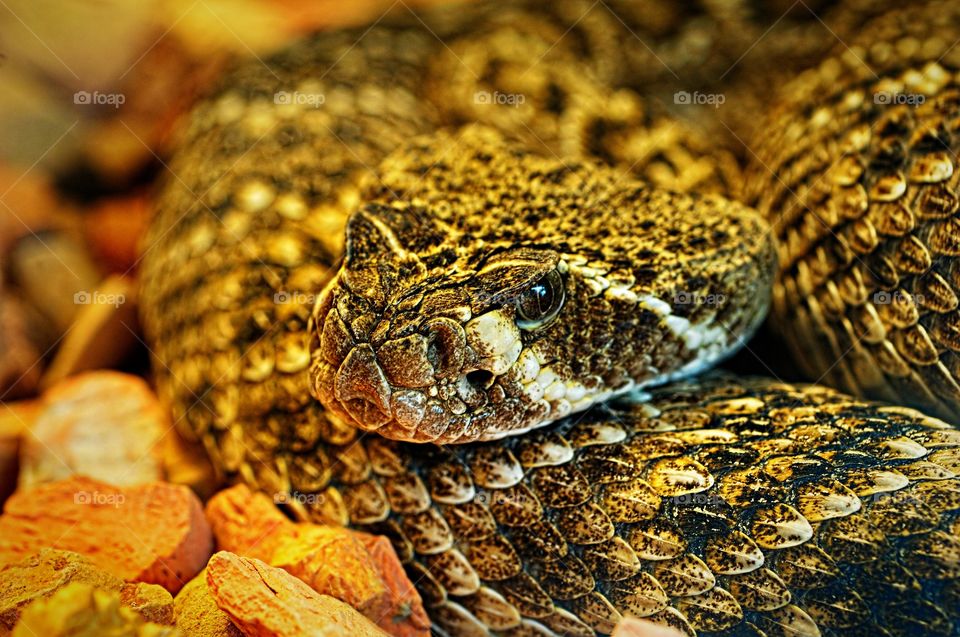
<box><xmin>743</xmin><ymin>0</ymin><xmax>960</xmax><ymax>421</ymax></box>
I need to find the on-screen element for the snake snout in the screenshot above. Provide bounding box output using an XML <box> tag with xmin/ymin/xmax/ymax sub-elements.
<box><xmin>333</xmin><ymin>343</ymin><xmax>393</xmax><ymax>428</ymax></box>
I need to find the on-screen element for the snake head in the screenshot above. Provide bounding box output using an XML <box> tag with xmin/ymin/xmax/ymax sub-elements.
<box><xmin>310</xmin><ymin>125</ymin><xmax>775</xmax><ymax>444</ymax></box>
<box><xmin>310</xmin><ymin>201</ymin><xmax>574</xmax><ymax>443</ymax></box>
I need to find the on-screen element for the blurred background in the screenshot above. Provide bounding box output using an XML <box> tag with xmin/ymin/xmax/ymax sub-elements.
<box><xmin>0</xmin><ymin>0</ymin><xmax>442</xmax><ymax>403</ymax></box>
<box><xmin>0</xmin><ymin>0</ymin><xmax>450</xmax><ymax>504</ymax></box>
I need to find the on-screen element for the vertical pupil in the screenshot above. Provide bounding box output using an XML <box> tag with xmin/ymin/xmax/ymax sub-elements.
<box><xmin>514</xmin><ymin>270</ymin><xmax>564</xmax><ymax>329</ymax></box>
<box><xmin>530</xmin><ymin>282</ymin><xmax>550</xmax><ymax>316</ymax></box>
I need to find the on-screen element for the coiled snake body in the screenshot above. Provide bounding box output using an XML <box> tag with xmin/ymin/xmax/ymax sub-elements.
<box><xmin>743</xmin><ymin>0</ymin><xmax>960</xmax><ymax>422</ymax></box>
<box><xmin>140</xmin><ymin>2</ymin><xmax>960</xmax><ymax>635</ymax></box>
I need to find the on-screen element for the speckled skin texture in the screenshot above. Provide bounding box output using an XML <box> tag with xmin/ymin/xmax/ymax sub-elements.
<box><xmin>313</xmin><ymin>126</ymin><xmax>773</xmax><ymax>442</ymax></box>
<box><xmin>138</xmin><ymin>1</ymin><xmax>960</xmax><ymax>635</ymax></box>
<box><xmin>744</xmin><ymin>0</ymin><xmax>960</xmax><ymax>422</ymax></box>
<box><xmin>354</xmin><ymin>374</ymin><xmax>960</xmax><ymax>637</ymax></box>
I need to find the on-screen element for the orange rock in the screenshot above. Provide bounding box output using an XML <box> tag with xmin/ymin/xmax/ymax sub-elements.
<box><xmin>356</xmin><ymin>533</ymin><xmax>431</xmax><ymax>636</ymax></box>
<box><xmin>0</xmin><ymin>549</ymin><xmax>174</xmax><ymax>635</ymax></box>
<box><xmin>205</xmin><ymin>484</ymin><xmax>429</xmax><ymax>636</ymax></box>
<box><xmin>83</xmin><ymin>195</ymin><xmax>150</xmax><ymax>273</ymax></box>
<box><xmin>11</xmin><ymin>583</ymin><xmax>179</xmax><ymax>637</ymax></box>
<box><xmin>0</xmin><ymin>549</ymin><xmax>120</xmax><ymax>635</ymax></box>
<box><xmin>270</xmin><ymin>525</ymin><xmax>391</xmax><ymax>621</ymax></box>
<box><xmin>120</xmin><ymin>582</ymin><xmax>176</xmax><ymax>626</ymax></box>
<box><xmin>0</xmin><ymin>476</ymin><xmax>212</xmax><ymax>594</ymax></box>
<box><xmin>205</xmin><ymin>484</ymin><xmax>293</xmax><ymax>561</ymax></box>
<box><xmin>19</xmin><ymin>371</ymin><xmax>167</xmax><ymax>488</ymax></box>
<box><xmin>205</xmin><ymin>551</ymin><xmax>386</xmax><ymax>637</ymax></box>
<box><xmin>173</xmin><ymin>570</ymin><xmax>242</xmax><ymax>637</ymax></box>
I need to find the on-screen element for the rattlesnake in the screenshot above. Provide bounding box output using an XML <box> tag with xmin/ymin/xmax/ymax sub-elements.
<box><xmin>139</xmin><ymin>1</ymin><xmax>960</xmax><ymax>635</ymax></box>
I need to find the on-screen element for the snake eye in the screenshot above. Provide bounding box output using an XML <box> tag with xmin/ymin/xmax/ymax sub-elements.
<box><xmin>515</xmin><ymin>269</ymin><xmax>565</xmax><ymax>330</ymax></box>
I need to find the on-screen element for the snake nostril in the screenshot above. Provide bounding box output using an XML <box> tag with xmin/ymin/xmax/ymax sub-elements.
<box><xmin>425</xmin><ymin>318</ymin><xmax>467</xmax><ymax>378</ymax></box>
<box><xmin>466</xmin><ymin>369</ymin><xmax>495</xmax><ymax>390</ymax></box>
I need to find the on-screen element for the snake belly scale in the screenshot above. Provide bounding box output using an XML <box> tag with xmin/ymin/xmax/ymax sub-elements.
<box><xmin>138</xmin><ymin>2</ymin><xmax>960</xmax><ymax>636</ymax></box>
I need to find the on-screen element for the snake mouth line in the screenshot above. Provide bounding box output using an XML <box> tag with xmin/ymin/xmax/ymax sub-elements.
<box><xmin>309</xmin><ymin>339</ymin><xmax>625</xmax><ymax>444</ymax></box>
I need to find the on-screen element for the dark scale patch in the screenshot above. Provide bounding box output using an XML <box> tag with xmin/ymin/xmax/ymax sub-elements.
<box><xmin>421</xmin><ymin>249</ymin><xmax>459</xmax><ymax>269</ymax></box>
<box><xmin>671</xmin><ymin>496</ymin><xmax>737</xmax><ymax>537</ymax></box>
